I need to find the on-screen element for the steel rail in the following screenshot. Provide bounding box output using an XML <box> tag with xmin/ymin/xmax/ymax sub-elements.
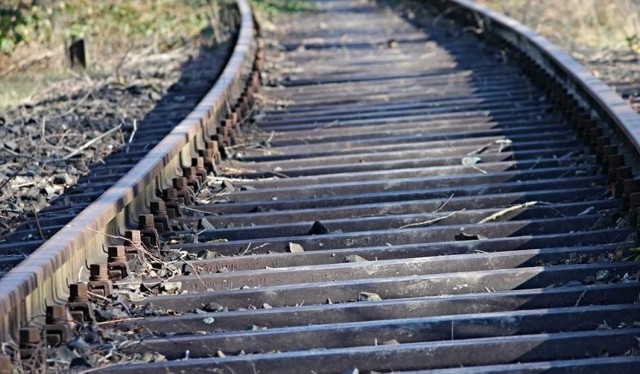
<box><xmin>440</xmin><ymin>0</ymin><xmax>640</xmax><ymax>172</ymax></box>
<box><xmin>0</xmin><ymin>0</ymin><xmax>255</xmax><ymax>343</ymax></box>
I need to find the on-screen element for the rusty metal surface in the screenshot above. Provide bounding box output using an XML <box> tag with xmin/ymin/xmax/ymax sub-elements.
<box><xmin>0</xmin><ymin>0</ymin><xmax>255</xmax><ymax>343</ymax></box>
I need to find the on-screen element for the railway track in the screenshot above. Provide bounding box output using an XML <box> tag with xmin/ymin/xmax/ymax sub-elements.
<box><xmin>2</xmin><ymin>0</ymin><xmax>640</xmax><ymax>371</ymax></box>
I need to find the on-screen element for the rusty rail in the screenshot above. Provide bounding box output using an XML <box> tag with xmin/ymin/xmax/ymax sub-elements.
<box><xmin>438</xmin><ymin>0</ymin><xmax>640</xmax><ymax>174</ymax></box>
<box><xmin>0</xmin><ymin>0</ymin><xmax>256</xmax><ymax>343</ymax></box>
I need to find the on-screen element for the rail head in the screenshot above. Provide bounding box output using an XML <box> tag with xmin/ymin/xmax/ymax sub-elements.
<box><xmin>434</xmin><ymin>0</ymin><xmax>640</xmax><ymax>172</ymax></box>
<box><xmin>0</xmin><ymin>0</ymin><xmax>255</xmax><ymax>342</ymax></box>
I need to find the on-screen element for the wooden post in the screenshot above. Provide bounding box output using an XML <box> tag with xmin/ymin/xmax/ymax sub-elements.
<box><xmin>68</xmin><ymin>38</ymin><xmax>86</xmax><ymax>69</ymax></box>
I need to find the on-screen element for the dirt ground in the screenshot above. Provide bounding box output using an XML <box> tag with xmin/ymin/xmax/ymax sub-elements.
<box><xmin>573</xmin><ymin>49</ymin><xmax>640</xmax><ymax>112</ymax></box>
<box><xmin>0</xmin><ymin>25</ymin><xmax>238</xmax><ymax>241</ymax></box>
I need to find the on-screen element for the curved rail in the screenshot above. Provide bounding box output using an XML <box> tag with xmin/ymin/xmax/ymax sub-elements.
<box><xmin>439</xmin><ymin>0</ymin><xmax>640</xmax><ymax>171</ymax></box>
<box><xmin>0</xmin><ymin>0</ymin><xmax>255</xmax><ymax>342</ymax></box>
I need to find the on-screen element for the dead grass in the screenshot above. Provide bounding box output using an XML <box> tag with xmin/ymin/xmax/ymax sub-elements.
<box><xmin>476</xmin><ymin>0</ymin><xmax>640</xmax><ymax>53</ymax></box>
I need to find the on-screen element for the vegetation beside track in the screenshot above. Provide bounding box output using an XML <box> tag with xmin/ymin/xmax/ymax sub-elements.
<box><xmin>250</xmin><ymin>0</ymin><xmax>314</xmax><ymax>16</ymax></box>
<box><xmin>476</xmin><ymin>0</ymin><xmax>640</xmax><ymax>113</ymax></box>
<box><xmin>0</xmin><ymin>0</ymin><xmax>234</xmax><ymax>108</ymax></box>
<box><xmin>477</xmin><ymin>0</ymin><xmax>640</xmax><ymax>53</ymax></box>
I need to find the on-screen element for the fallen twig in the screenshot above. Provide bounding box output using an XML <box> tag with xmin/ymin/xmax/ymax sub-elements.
<box><xmin>434</xmin><ymin>193</ymin><xmax>455</xmax><ymax>214</ymax></box>
<box><xmin>178</xmin><ymin>252</ymin><xmax>210</xmax><ymax>291</ymax></box>
<box><xmin>85</xmin><ymin>227</ymin><xmax>163</xmax><ymax>263</ymax></box>
<box><xmin>125</xmin><ymin>119</ymin><xmax>138</xmax><ymax>153</ymax></box>
<box><xmin>477</xmin><ymin>201</ymin><xmax>539</xmax><ymax>224</ymax></box>
<box><xmin>0</xmin><ymin>162</ymin><xmax>26</xmax><ymax>191</ymax></box>
<box><xmin>399</xmin><ymin>210</ymin><xmax>461</xmax><ymax>229</ymax></box>
<box><xmin>238</xmin><ymin>242</ymin><xmax>270</xmax><ymax>256</ymax></box>
<box><xmin>181</xmin><ymin>205</ymin><xmax>225</xmax><ymax>214</ymax></box>
<box><xmin>95</xmin><ymin>317</ymin><xmax>145</xmax><ymax>325</ymax></box>
<box><xmin>34</xmin><ymin>211</ymin><xmax>45</xmax><ymax>240</ymax></box>
<box><xmin>575</xmin><ymin>289</ymin><xmax>587</xmax><ymax>307</ymax></box>
<box><xmin>87</xmin><ymin>291</ymin><xmax>111</xmax><ymax>301</ymax></box>
<box><xmin>528</xmin><ymin>156</ymin><xmax>542</xmax><ymax>170</ymax></box>
<box><xmin>40</xmin><ymin>117</ymin><xmax>46</xmax><ymax>138</ymax></box>
<box><xmin>62</xmin><ymin>124</ymin><xmax>122</xmax><ymax>160</ymax></box>
<box><xmin>313</xmin><ymin>120</ymin><xmax>340</xmax><ymax>130</ymax></box>
<box><xmin>61</xmin><ymin>90</ymin><xmax>93</xmax><ymax>116</ymax></box>
<box><xmin>2</xmin><ymin>147</ymin><xmax>40</xmax><ymax>160</ymax></box>
<box><xmin>469</xmin><ymin>164</ymin><xmax>488</xmax><ymax>174</ymax></box>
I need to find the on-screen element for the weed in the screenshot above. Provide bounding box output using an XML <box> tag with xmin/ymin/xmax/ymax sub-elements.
<box><xmin>631</xmin><ymin>247</ymin><xmax>640</xmax><ymax>261</ymax></box>
<box><xmin>250</xmin><ymin>0</ymin><xmax>314</xmax><ymax>17</ymax></box>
